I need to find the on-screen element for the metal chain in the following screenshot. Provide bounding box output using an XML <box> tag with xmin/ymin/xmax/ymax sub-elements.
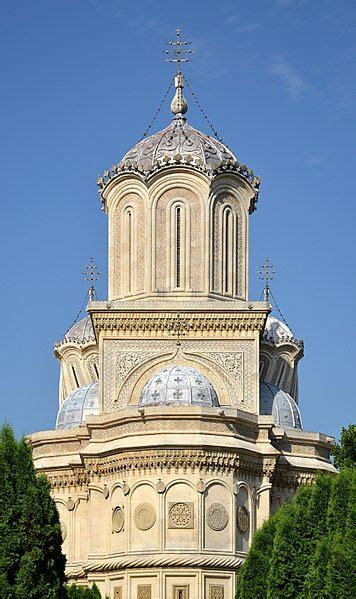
<box><xmin>184</xmin><ymin>76</ymin><xmax>228</xmax><ymax>146</ymax></box>
<box><xmin>269</xmin><ymin>287</ymin><xmax>296</xmax><ymax>337</ymax></box>
<box><xmin>140</xmin><ymin>78</ymin><xmax>174</xmax><ymax>140</ymax></box>
<box><xmin>63</xmin><ymin>292</ymin><xmax>89</xmax><ymax>337</ymax></box>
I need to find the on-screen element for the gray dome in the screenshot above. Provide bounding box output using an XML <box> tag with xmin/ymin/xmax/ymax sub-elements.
<box><xmin>140</xmin><ymin>365</ymin><xmax>219</xmax><ymax>408</ymax></box>
<box><xmin>63</xmin><ymin>316</ymin><xmax>95</xmax><ymax>345</ymax></box>
<box><xmin>120</xmin><ymin>118</ymin><xmax>236</xmax><ymax>173</ymax></box>
<box><xmin>260</xmin><ymin>382</ymin><xmax>303</xmax><ymax>430</ymax></box>
<box><xmin>56</xmin><ymin>382</ymin><xmax>99</xmax><ymax>429</ymax></box>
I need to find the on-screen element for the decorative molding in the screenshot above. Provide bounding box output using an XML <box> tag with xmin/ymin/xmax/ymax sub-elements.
<box><xmin>206</xmin><ymin>502</ymin><xmax>229</xmax><ymax>531</ymax></box>
<box><xmin>83</xmin><ymin>552</ymin><xmax>244</xmax><ymax>572</ymax></box>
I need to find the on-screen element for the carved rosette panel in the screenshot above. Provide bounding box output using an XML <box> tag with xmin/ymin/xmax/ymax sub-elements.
<box><xmin>154</xmin><ymin>187</ymin><xmax>204</xmax><ymax>292</ymax></box>
<box><xmin>206</xmin><ymin>502</ymin><xmax>229</xmax><ymax>531</ymax></box>
<box><xmin>134</xmin><ymin>502</ymin><xmax>156</xmax><ymax>531</ymax></box>
<box><xmin>112</xmin><ymin>506</ymin><xmax>124</xmax><ymax>533</ymax></box>
<box><xmin>168</xmin><ymin>502</ymin><xmax>194</xmax><ymax>529</ymax></box>
<box><xmin>237</xmin><ymin>506</ymin><xmax>249</xmax><ymax>533</ymax></box>
<box><xmin>137</xmin><ymin>585</ymin><xmax>151</xmax><ymax>599</ymax></box>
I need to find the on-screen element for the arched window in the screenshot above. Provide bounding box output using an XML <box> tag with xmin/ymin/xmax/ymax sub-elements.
<box><xmin>127</xmin><ymin>209</ymin><xmax>133</xmax><ymax>293</ymax></box>
<box><xmin>71</xmin><ymin>365</ymin><xmax>79</xmax><ymax>388</ymax></box>
<box><xmin>93</xmin><ymin>363</ymin><xmax>99</xmax><ymax>379</ymax></box>
<box><xmin>259</xmin><ymin>356</ymin><xmax>270</xmax><ymax>381</ymax></box>
<box><xmin>175</xmin><ymin>205</ymin><xmax>181</xmax><ymax>288</ymax></box>
<box><xmin>223</xmin><ymin>207</ymin><xmax>233</xmax><ymax>295</ymax></box>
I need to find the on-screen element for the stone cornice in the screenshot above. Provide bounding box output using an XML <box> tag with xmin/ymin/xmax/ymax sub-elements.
<box><xmin>89</xmin><ymin>309</ymin><xmax>268</xmax><ymax>338</ymax></box>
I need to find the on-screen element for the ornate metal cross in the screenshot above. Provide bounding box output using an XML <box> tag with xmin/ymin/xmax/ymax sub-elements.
<box><xmin>83</xmin><ymin>257</ymin><xmax>101</xmax><ymax>301</ymax></box>
<box><xmin>258</xmin><ymin>257</ymin><xmax>275</xmax><ymax>303</ymax></box>
<box><xmin>163</xmin><ymin>27</ymin><xmax>194</xmax><ymax>73</ymax></box>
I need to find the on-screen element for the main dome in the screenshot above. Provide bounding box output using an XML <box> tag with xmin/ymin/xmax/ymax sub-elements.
<box><xmin>140</xmin><ymin>365</ymin><xmax>219</xmax><ymax>408</ymax></box>
<box><xmin>56</xmin><ymin>382</ymin><xmax>99</xmax><ymax>429</ymax></box>
<box><xmin>121</xmin><ymin>117</ymin><xmax>236</xmax><ymax>172</ymax></box>
<box><xmin>259</xmin><ymin>382</ymin><xmax>303</xmax><ymax>430</ymax></box>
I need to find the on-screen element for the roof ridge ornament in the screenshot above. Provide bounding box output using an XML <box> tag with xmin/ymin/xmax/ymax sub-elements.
<box><xmin>164</xmin><ymin>27</ymin><xmax>194</xmax><ymax>117</ymax></box>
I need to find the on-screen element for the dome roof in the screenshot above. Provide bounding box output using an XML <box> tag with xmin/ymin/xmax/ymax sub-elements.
<box><xmin>263</xmin><ymin>316</ymin><xmax>295</xmax><ymax>345</ymax></box>
<box><xmin>56</xmin><ymin>382</ymin><xmax>99</xmax><ymax>429</ymax></box>
<box><xmin>139</xmin><ymin>365</ymin><xmax>219</xmax><ymax>408</ymax></box>
<box><xmin>121</xmin><ymin>118</ymin><xmax>236</xmax><ymax>173</ymax></box>
<box><xmin>62</xmin><ymin>316</ymin><xmax>95</xmax><ymax>345</ymax></box>
<box><xmin>260</xmin><ymin>382</ymin><xmax>303</xmax><ymax>430</ymax></box>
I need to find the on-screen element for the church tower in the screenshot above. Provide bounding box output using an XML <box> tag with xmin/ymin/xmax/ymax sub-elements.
<box><xmin>31</xmin><ymin>31</ymin><xmax>335</xmax><ymax>599</ymax></box>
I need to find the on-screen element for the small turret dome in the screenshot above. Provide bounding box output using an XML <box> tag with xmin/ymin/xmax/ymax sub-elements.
<box><xmin>55</xmin><ymin>382</ymin><xmax>99</xmax><ymax>429</ymax></box>
<box><xmin>140</xmin><ymin>365</ymin><xmax>219</xmax><ymax>408</ymax></box>
<box><xmin>263</xmin><ymin>315</ymin><xmax>295</xmax><ymax>345</ymax></box>
<box><xmin>62</xmin><ymin>316</ymin><xmax>95</xmax><ymax>345</ymax></box>
<box><xmin>260</xmin><ymin>382</ymin><xmax>303</xmax><ymax>430</ymax></box>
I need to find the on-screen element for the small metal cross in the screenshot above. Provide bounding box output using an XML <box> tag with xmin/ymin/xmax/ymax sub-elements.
<box><xmin>258</xmin><ymin>258</ymin><xmax>275</xmax><ymax>303</ymax></box>
<box><xmin>163</xmin><ymin>27</ymin><xmax>195</xmax><ymax>73</ymax></box>
<box><xmin>83</xmin><ymin>257</ymin><xmax>101</xmax><ymax>301</ymax></box>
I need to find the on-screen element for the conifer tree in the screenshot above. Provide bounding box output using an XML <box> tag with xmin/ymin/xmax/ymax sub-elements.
<box><xmin>0</xmin><ymin>424</ymin><xmax>67</xmax><ymax>598</ymax></box>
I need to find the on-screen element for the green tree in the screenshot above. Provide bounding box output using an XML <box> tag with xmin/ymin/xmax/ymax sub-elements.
<box><xmin>66</xmin><ymin>582</ymin><xmax>101</xmax><ymax>598</ymax></box>
<box><xmin>332</xmin><ymin>424</ymin><xmax>356</xmax><ymax>469</ymax></box>
<box><xmin>236</xmin><ymin>426</ymin><xmax>356</xmax><ymax>599</ymax></box>
<box><xmin>0</xmin><ymin>424</ymin><xmax>67</xmax><ymax>598</ymax></box>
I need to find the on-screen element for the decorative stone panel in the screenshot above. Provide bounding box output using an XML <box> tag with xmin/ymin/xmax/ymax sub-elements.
<box><xmin>168</xmin><ymin>502</ymin><xmax>194</xmax><ymax>529</ymax></box>
<box><xmin>134</xmin><ymin>502</ymin><xmax>156</xmax><ymax>531</ymax></box>
<box><xmin>112</xmin><ymin>506</ymin><xmax>124</xmax><ymax>533</ymax></box>
<box><xmin>237</xmin><ymin>505</ymin><xmax>249</xmax><ymax>533</ymax></box>
<box><xmin>137</xmin><ymin>585</ymin><xmax>151</xmax><ymax>599</ymax></box>
<box><xmin>210</xmin><ymin>585</ymin><xmax>224</xmax><ymax>599</ymax></box>
<box><xmin>206</xmin><ymin>503</ymin><xmax>229</xmax><ymax>531</ymax></box>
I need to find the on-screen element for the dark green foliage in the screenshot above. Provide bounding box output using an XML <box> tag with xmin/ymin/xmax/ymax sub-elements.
<box><xmin>332</xmin><ymin>424</ymin><xmax>356</xmax><ymax>469</ymax></box>
<box><xmin>236</xmin><ymin>469</ymin><xmax>355</xmax><ymax>599</ymax></box>
<box><xmin>66</xmin><ymin>582</ymin><xmax>101</xmax><ymax>598</ymax></box>
<box><xmin>0</xmin><ymin>424</ymin><xmax>67</xmax><ymax>598</ymax></box>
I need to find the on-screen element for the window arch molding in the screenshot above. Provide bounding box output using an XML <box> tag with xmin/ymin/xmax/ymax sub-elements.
<box><xmin>167</xmin><ymin>198</ymin><xmax>191</xmax><ymax>291</ymax></box>
<box><xmin>121</xmin><ymin>204</ymin><xmax>137</xmax><ymax>296</ymax></box>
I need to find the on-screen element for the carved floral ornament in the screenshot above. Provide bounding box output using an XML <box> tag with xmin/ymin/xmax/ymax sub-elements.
<box><xmin>168</xmin><ymin>502</ymin><xmax>194</xmax><ymax>528</ymax></box>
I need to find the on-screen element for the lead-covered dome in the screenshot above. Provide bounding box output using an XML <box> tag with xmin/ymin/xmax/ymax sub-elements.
<box><xmin>260</xmin><ymin>382</ymin><xmax>303</xmax><ymax>430</ymax></box>
<box><xmin>62</xmin><ymin>316</ymin><xmax>95</xmax><ymax>345</ymax></box>
<box><xmin>140</xmin><ymin>365</ymin><xmax>219</xmax><ymax>408</ymax></box>
<box><xmin>56</xmin><ymin>382</ymin><xmax>99</xmax><ymax>429</ymax></box>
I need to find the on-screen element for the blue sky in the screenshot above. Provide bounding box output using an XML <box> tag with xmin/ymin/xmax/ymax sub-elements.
<box><xmin>0</xmin><ymin>0</ymin><xmax>355</xmax><ymax>439</ymax></box>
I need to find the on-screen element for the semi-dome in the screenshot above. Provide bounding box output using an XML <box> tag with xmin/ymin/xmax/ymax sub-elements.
<box><xmin>263</xmin><ymin>315</ymin><xmax>295</xmax><ymax>345</ymax></box>
<box><xmin>140</xmin><ymin>365</ymin><xmax>219</xmax><ymax>408</ymax></box>
<box><xmin>260</xmin><ymin>382</ymin><xmax>303</xmax><ymax>430</ymax></box>
<box><xmin>56</xmin><ymin>382</ymin><xmax>99</xmax><ymax>429</ymax></box>
<box><xmin>62</xmin><ymin>316</ymin><xmax>95</xmax><ymax>345</ymax></box>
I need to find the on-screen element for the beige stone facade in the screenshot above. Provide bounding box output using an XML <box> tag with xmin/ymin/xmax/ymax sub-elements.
<box><xmin>31</xmin><ymin>74</ymin><xmax>335</xmax><ymax>599</ymax></box>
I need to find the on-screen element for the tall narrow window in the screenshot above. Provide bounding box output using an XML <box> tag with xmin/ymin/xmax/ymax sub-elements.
<box><xmin>175</xmin><ymin>206</ymin><xmax>181</xmax><ymax>288</ymax></box>
<box><xmin>127</xmin><ymin>210</ymin><xmax>132</xmax><ymax>293</ymax></box>
<box><xmin>93</xmin><ymin>363</ymin><xmax>99</xmax><ymax>379</ymax></box>
<box><xmin>71</xmin><ymin>365</ymin><xmax>79</xmax><ymax>388</ymax></box>
<box><xmin>223</xmin><ymin>208</ymin><xmax>233</xmax><ymax>295</ymax></box>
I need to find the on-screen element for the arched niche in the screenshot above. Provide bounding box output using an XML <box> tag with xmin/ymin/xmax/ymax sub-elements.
<box><xmin>129</xmin><ymin>482</ymin><xmax>159</xmax><ymax>552</ymax></box>
<box><xmin>164</xmin><ymin>481</ymin><xmax>198</xmax><ymax>551</ymax></box>
<box><xmin>204</xmin><ymin>481</ymin><xmax>232</xmax><ymax>552</ymax></box>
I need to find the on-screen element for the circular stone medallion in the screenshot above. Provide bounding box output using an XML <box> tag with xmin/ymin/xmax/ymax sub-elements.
<box><xmin>134</xmin><ymin>502</ymin><xmax>156</xmax><ymax>531</ymax></box>
<box><xmin>237</xmin><ymin>505</ymin><xmax>250</xmax><ymax>533</ymax></box>
<box><xmin>207</xmin><ymin>502</ymin><xmax>229</xmax><ymax>531</ymax></box>
<box><xmin>169</xmin><ymin>502</ymin><xmax>193</xmax><ymax>528</ymax></box>
<box><xmin>112</xmin><ymin>506</ymin><xmax>125</xmax><ymax>533</ymax></box>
